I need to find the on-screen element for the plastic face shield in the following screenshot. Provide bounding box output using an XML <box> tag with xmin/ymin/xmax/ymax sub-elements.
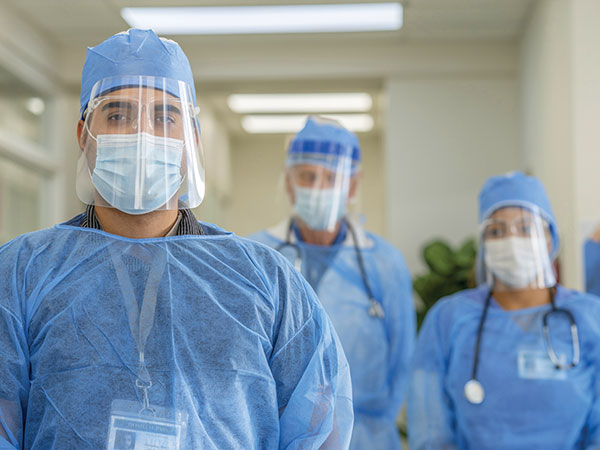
<box><xmin>286</xmin><ymin>141</ymin><xmax>357</xmax><ymax>232</ymax></box>
<box><xmin>76</xmin><ymin>76</ymin><xmax>205</xmax><ymax>214</ymax></box>
<box><xmin>478</xmin><ymin>206</ymin><xmax>556</xmax><ymax>291</ymax></box>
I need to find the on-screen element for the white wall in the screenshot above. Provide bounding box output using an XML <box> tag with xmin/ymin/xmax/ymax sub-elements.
<box><xmin>571</xmin><ymin>0</ymin><xmax>600</xmax><ymax>288</ymax></box>
<box><xmin>0</xmin><ymin>4</ymin><xmax>77</xmax><ymax>231</ymax></box>
<box><xmin>519</xmin><ymin>0</ymin><xmax>575</xmax><ymax>287</ymax></box>
<box><xmin>227</xmin><ymin>133</ymin><xmax>385</xmax><ymax>238</ymax></box>
<box><xmin>385</xmin><ymin>77</ymin><xmax>519</xmax><ymax>276</ymax></box>
<box><xmin>519</xmin><ymin>0</ymin><xmax>600</xmax><ymax>289</ymax></box>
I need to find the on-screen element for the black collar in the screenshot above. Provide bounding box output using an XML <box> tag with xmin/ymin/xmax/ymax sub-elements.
<box><xmin>80</xmin><ymin>204</ymin><xmax>204</xmax><ymax>236</ymax></box>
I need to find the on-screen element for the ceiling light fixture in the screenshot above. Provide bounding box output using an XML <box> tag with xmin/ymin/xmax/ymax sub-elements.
<box><xmin>241</xmin><ymin>114</ymin><xmax>374</xmax><ymax>134</ymax></box>
<box><xmin>121</xmin><ymin>3</ymin><xmax>402</xmax><ymax>35</ymax></box>
<box><xmin>228</xmin><ymin>93</ymin><xmax>373</xmax><ymax>113</ymax></box>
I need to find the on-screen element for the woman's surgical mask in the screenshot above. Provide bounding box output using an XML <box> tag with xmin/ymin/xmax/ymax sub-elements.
<box><xmin>92</xmin><ymin>132</ymin><xmax>184</xmax><ymax>215</ymax></box>
<box><xmin>484</xmin><ymin>236</ymin><xmax>553</xmax><ymax>289</ymax></box>
<box><xmin>294</xmin><ymin>186</ymin><xmax>347</xmax><ymax>231</ymax></box>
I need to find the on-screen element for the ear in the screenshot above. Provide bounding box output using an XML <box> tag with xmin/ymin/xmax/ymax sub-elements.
<box><xmin>285</xmin><ymin>172</ymin><xmax>295</xmax><ymax>204</ymax></box>
<box><xmin>76</xmin><ymin>120</ymin><xmax>86</xmax><ymax>151</ymax></box>
<box><xmin>348</xmin><ymin>172</ymin><xmax>361</xmax><ymax>199</ymax></box>
<box><xmin>591</xmin><ymin>225</ymin><xmax>600</xmax><ymax>243</ymax></box>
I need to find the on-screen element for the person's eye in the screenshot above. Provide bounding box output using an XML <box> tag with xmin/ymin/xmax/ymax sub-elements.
<box><xmin>107</xmin><ymin>113</ymin><xmax>129</xmax><ymax>122</ymax></box>
<box><xmin>155</xmin><ymin>114</ymin><xmax>176</xmax><ymax>125</ymax></box>
<box><xmin>516</xmin><ymin>221</ymin><xmax>533</xmax><ymax>235</ymax></box>
<box><xmin>486</xmin><ymin>226</ymin><xmax>503</xmax><ymax>238</ymax></box>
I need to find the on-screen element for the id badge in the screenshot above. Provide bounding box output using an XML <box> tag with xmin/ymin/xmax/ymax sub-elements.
<box><xmin>517</xmin><ymin>348</ymin><xmax>567</xmax><ymax>380</ymax></box>
<box><xmin>106</xmin><ymin>400</ymin><xmax>188</xmax><ymax>450</ymax></box>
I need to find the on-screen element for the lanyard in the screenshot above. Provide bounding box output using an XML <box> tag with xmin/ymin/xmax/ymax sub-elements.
<box><xmin>110</xmin><ymin>244</ymin><xmax>167</xmax><ymax>409</ymax></box>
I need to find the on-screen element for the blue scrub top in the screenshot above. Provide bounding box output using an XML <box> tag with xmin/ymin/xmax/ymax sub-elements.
<box><xmin>0</xmin><ymin>216</ymin><xmax>353</xmax><ymax>449</ymax></box>
<box><xmin>408</xmin><ymin>284</ymin><xmax>600</xmax><ymax>450</ymax></box>
<box><xmin>251</xmin><ymin>222</ymin><xmax>415</xmax><ymax>450</ymax></box>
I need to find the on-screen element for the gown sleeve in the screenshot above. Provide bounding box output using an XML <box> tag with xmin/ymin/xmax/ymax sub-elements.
<box><xmin>384</xmin><ymin>251</ymin><xmax>416</xmax><ymax>419</ymax></box>
<box><xmin>407</xmin><ymin>302</ymin><xmax>458</xmax><ymax>450</ymax></box>
<box><xmin>584</xmin><ymin>240</ymin><xmax>600</xmax><ymax>296</ymax></box>
<box><xmin>0</xmin><ymin>241</ymin><xmax>31</xmax><ymax>449</ymax></box>
<box><xmin>582</xmin><ymin>301</ymin><xmax>600</xmax><ymax>448</ymax></box>
<box><xmin>268</xmin><ymin>264</ymin><xmax>354</xmax><ymax>450</ymax></box>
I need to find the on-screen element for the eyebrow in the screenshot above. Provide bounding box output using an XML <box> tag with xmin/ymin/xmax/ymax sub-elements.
<box><xmin>154</xmin><ymin>104</ymin><xmax>182</xmax><ymax>115</ymax></box>
<box><xmin>101</xmin><ymin>101</ymin><xmax>135</xmax><ymax>112</ymax></box>
<box><xmin>100</xmin><ymin>101</ymin><xmax>182</xmax><ymax>116</ymax></box>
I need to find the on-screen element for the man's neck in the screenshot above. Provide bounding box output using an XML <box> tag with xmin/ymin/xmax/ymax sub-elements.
<box><xmin>296</xmin><ymin>218</ymin><xmax>343</xmax><ymax>246</ymax></box>
<box><xmin>492</xmin><ymin>286</ymin><xmax>552</xmax><ymax>311</ymax></box>
<box><xmin>95</xmin><ymin>206</ymin><xmax>179</xmax><ymax>239</ymax></box>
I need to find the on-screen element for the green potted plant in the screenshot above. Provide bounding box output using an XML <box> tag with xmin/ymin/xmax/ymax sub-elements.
<box><xmin>413</xmin><ymin>238</ymin><xmax>478</xmax><ymax>328</ymax></box>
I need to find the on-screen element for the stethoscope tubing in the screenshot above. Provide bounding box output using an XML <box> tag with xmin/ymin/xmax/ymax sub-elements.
<box><xmin>276</xmin><ymin>217</ymin><xmax>385</xmax><ymax>319</ymax></box>
<box><xmin>466</xmin><ymin>286</ymin><xmax>580</xmax><ymax>404</ymax></box>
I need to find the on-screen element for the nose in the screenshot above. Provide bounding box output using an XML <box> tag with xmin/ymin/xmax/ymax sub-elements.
<box><xmin>137</xmin><ymin>104</ymin><xmax>152</xmax><ymax>134</ymax></box>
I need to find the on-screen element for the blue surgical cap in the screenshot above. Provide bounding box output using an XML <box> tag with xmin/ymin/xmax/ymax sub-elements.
<box><xmin>479</xmin><ymin>171</ymin><xmax>560</xmax><ymax>256</ymax></box>
<box><xmin>287</xmin><ymin>117</ymin><xmax>361</xmax><ymax>174</ymax></box>
<box><xmin>79</xmin><ymin>29</ymin><xmax>196</xmax><ymax>117</ymax></box>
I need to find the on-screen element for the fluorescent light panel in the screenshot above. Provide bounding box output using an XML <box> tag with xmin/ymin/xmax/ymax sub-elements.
<box><xmin>242</xmin><ymin>114</ymin><xmax>374</xmax><ymax>134</ymax></box>
<box><xmin>228</xmin><ymin>93</ymin><xmax>372</xmax><ymax>113</ymax></box>
<box><xmin>121</xmin><ymin>3</ymin><xmax>402</xmax><ymax>35</ymax></box>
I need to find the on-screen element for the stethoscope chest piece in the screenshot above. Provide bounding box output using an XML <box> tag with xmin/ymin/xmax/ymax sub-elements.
<box><xmin>464</xmin><ymin>379</ymin><xmax>485</xmax><ymax>404</ymax></box>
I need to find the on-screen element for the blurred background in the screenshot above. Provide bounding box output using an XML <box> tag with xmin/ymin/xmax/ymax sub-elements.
<box><xmin>0</xmin><ymin>0</ymin><xmax>598</xmax><ymax>291</ymax></box>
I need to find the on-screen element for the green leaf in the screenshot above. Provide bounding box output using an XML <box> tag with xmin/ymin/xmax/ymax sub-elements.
<box><xmin>413</xmin><ymin>236</ymin><xmax>478</xmax><ymax>330</ymax></box>
<box><xmin>455</xmin><ymin>239</ymin><xmax>477</xmax><ymax>269</ymax></box>
<box><xmin>423</xmin><ymin>241</ymin><xmax>456</xmax><ymax>276</ymax></box>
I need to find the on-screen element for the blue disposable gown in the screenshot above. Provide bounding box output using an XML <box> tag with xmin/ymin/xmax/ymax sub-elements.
<box><xmin>250</xmin><ymin>219</ymin><xmax>416</xmax><ymax>450</ymax></box>
<box><xmin>584</xmin><ymin>239</ymin><xmax>600</xmax><ymax>296</ymax></box>
<box><xmin>408</xmin><ymin>284</ymin><xmax>600</xmax><ymax>450</ymax></box>
<box><xmin>0</xmin><ymin>215</ymin><xmax>353</xmax><ymax>449</ymax></box>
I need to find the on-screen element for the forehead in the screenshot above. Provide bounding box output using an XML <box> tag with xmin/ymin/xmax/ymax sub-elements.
<box><xmin>488</xmin><ymin>206</ymin><xmax>535</xmax><ymax>222</ymax></box>
<box><xmin>98</xmin><ymin>86</ymin><xmax>180</xmax><ymax>102</ymax></box>
<box><xmin>289</xmin><ymin>164</ymin><xmax>338</xmax><ymax>176</ymax></box>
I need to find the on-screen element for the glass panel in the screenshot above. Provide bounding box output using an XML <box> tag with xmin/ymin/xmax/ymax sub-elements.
<box><xmin>0</xmin><ymin>65</ymin><xmax>47</xmax><ymax>144</ymax></box>
<box><xmin>0</xmin><ymin>156</ymin><xmax>42</xmax><ymax>244</ymax></box>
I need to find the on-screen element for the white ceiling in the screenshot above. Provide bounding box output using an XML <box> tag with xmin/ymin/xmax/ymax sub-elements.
<box><xmin>1</xmin><ymin>0</ymin><xmax>534</xmax><ymax>136</ymax></box>
<box><xmin>5</xmin><ymin>0</ymin><xmax>535</xmax><ymax>46</ymax></box>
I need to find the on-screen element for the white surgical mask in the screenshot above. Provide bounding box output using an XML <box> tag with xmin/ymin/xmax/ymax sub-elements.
<box><xmin>92</xmin><ymin>132</ymin><xmax>183</xmax><ymax>215</ymax></box>
<box><xmin>484</xmin><ymin>236</ymin><xmax>552</xmax><ymax>289</ymax></box>
<box><xmin>294</xmin><ymin>186</ymin><xmax>347</xmax><ymax>231</ymax></box>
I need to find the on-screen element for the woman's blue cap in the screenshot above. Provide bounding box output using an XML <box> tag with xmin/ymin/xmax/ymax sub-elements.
<box><xmin>287</xmin><ymin>117</ymin><xmax>361</xmax><ymax>174</ymax></box>
<box><xmin>479</xmin><ymin>171</ymin><xmax>559</xmax><ymax>256</ymax></box>
<box><xmin>79</xmin><ymin>29</ymin><xmax>196</xmax><ymax>117</ymax></box>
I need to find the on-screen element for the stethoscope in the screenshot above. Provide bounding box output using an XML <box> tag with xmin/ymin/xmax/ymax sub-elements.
<box><xmin>464</xmin><ymin>287</ymin><xmax>580</xmax><ymax>405</ymax></box>
<box><xmin>276</xmin><ymin>218</ymin><xmax>385</xmax><ymax>319</ymax></box>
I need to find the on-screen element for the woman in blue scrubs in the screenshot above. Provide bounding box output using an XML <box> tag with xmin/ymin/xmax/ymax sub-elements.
<box><xmin>408</xmin><ymin>172</ymin><xmax>600</xmax><ymax>449</ymax></box>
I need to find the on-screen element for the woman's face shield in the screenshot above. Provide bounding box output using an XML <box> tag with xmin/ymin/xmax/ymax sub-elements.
<box><xmin>76</xmin><ymin>76</ymin><xmax>205</xmax><ymax>215</ymax></box>
<box><xmin>285</xmin><ymin>143</ymin><xmax>358</xmax><ymax>232</ymax></box>
<box><xmin>478</xmin><ymin>206</ymin><xmax>556</xmax><ymax>291</ymax></box>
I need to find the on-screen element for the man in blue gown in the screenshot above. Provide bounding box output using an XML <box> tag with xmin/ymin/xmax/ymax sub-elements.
<box><xmin>250</xmin><ymin>117</ymin><xmax>415</xmax><ymax>449</ymax></box>
<box><xmin>0</xmin><ymin>29</ymin><xmax>353</xmax><ymax>449</ymax></box>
